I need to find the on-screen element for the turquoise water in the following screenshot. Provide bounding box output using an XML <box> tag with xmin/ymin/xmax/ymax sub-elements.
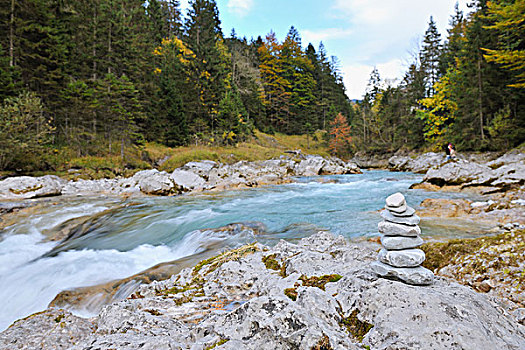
<box><xmin>0</xmin><ymin>170</ymin><xmax>486</xmax><ymax>330</ymax></box>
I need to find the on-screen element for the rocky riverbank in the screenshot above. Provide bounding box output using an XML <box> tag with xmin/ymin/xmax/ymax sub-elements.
<box><xmin>0</xmin><ymin>154</ymin><xmax>360</xmax><ymax>201</ymax></box>
<box><xmin>372</xmin><ymin>148</ymin><xmax>525</xmax><ymax>231</ymax></box>
<box><xmin>421</xmin><ymin>229</ymin><xmax>525</xmax><ymax>315</ymax></box>
<box><xmin>1</xmin><ymin>231</ymin><xmax>524</xmax><ymax>349</ymax></box>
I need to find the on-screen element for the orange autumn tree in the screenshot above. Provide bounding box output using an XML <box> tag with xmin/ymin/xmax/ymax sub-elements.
<box><xmin>329</xmin><ymin>113</ymin><xmax>352</xmax><ymax>156</ymax></box>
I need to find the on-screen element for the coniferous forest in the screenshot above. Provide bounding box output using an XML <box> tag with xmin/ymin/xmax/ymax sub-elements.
<box><xmin>0</xmin><ymin>0</ymin><xmax>523</xmax><ymax>172</ymax></box>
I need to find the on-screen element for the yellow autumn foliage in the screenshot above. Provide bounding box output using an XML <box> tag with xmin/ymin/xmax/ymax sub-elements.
<box><xmin>417</xmin><ymin>72</ymin><xmax>458</xmax><ymax>144</ymax></box>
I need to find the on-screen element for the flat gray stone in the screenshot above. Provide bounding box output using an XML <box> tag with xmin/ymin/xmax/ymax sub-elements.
<box><xmin>370</xmin><ymin>261</ymin><xmax>434</xmax><ymax>285</ymax></box>
<box><xmin>388</xmin><ymin>206</ymin><xmax>416</xmax><ymax>217</ymax></box>
<box><xmin>378</xmin><ymin>221</ymin><xmax>421</xmax><ymax>237</ymax></box>
<box><xmin>381</xmin><ymin>235</ymin><xmax>423</xmax><ymax>250</ymax></box>
<box><xmin>381</xmin><ymin>210</ymin><xmax>420</xmax><ymax>226</ymax></box>
<box><xmin>377</xmin><ymin>248</ymin><xmax>426</xmax><ymax>267</ymax></box>
<box><xmin>386</xmin><ymin>192</ymin><xmax>405</xmax><ymax>208</ymax></box>
<box><xmin>386</xmin><ymin>203</ymin><xmax>407</xmax><ymax>213</ymax></box>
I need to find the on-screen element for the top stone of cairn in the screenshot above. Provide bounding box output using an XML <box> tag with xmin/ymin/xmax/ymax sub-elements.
<box><xmin>385</xmin><ymin>192</ymin><xmax>406</xmax><ymax>208</ymax></box>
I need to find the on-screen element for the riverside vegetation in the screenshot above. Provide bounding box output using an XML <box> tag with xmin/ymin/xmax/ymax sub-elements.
<box><xmin>0</xmin><ymin>0</ymin><xmax>523</xmax><ymax>175</ymax></box>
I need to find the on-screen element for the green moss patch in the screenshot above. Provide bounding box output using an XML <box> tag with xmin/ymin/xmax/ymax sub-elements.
<box><xmin>340</xmin><ymin>309</ymin><xmax>373</xmax><ymax>342</ymax></box>
<box><xmin>300</xmin><ymin>274</ymin><xmax>342</xmax><ymax>291</ymax></box>
<box><xmin>421</xmin><ymin>230</ymin><xmax>524</xmax><ymax>306</ymax></box>
<box><xmin>9</xmin><ymin>184</ymin><xmax>43</xmax><ymax>194</ymax></box>
<box><xmin>284</xmin><ymin>274</ymin><xmax>343</xmax><ymax>301</ymax></box>
<box><xmin>262</xmin><ymin>254</ymin><xmax>281</xmax><ymax>270</ymax></box>
<box><xmin>284</xmin><ymin>288</ymin><xmax>298</xmax><ymax>301</ymax></box>
<box><xmin>156</xmin><ymin>244</ymin><xmax>259</xmax><ymax>305</ymax></box>
<box><xmin>205</xmin><ymin>338</ymin><xmax>229</xmax><ymax>350</ymax></box>
<box><xmin>193</xmin><ymin>243</ymin><xmax>259</xmax><ymax>276</ymax></box>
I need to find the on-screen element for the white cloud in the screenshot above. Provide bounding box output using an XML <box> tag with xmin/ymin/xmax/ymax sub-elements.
<box><xmin>227</xmin><ymin>0</ymin><xmax>254</xmax><ymax>17</ymax></box>
<box><xmin>329</xmin><ymin>0</ymin><xmax>471</xmax><ymax>98</ymax></box>
<box><xmin>302</xmin><ymin>28</ymin><xmax>353</xmax><ymax>44</ymax></box>
<box><xmin>342</xmin><ymin>59</ymin><xmax>404</xmax><ymax>100</ymax></box>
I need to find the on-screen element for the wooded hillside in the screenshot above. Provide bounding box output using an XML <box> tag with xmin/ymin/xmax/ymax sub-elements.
<box><xmin>0</xmin><ymin>0</ymin><xmax>523</xmax><ymax>172</ymax></box>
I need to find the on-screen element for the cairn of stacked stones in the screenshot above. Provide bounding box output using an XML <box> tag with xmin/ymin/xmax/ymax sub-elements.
<box><xmin>371</xmin><ymin>192</ymin><xmax>434</xmax><ymax>285</ymax></box>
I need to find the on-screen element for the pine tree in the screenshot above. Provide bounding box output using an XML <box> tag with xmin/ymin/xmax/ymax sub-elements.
<box><xmin>420</xmin><ymin>16</ymin><xmax>442</xmax><ymax>96</ymax></box>
<box><xmin>281</xmin><ymin>26</ymin><xmax>316</xmax><ymax>134</ymax></box>
<box><xmin>0</xmin><ymin>91</ymin><xmax>53</xmax><ymax>170</ymax></box>
<box><xmin>0</xmin><ymin>44</ymin><xmax>18</xmax><ymax>101</ymax></box>
<box><xmin>226</xmin><ymin>34</ymin><xmax>264</xmax><ymax>131</ymax></box>
<box><xmin>440</xmin><ymin>2</ymin><xmax>466</xmax><ymax>74</ymax></box>
<box><xmin>153</xmin><ymin>36</ymin><xmax>194</xmax><ymax>146</ymax></box>
<box><xmin>258</xmin><ymin>31</ymin><xmax>290</xmax><ymax>132</ymax></box>
<box><xmin>95</xmin><ymin>73</ymin><xmax>143</xmax><ymax>159</ymax></box>
<box><xmin>184</xmin><ymin>0</ymin><xmax>229</xmax><ymax>137</ymax></box>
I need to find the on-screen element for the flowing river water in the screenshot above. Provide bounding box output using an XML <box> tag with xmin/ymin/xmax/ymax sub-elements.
<box><xmin>0</xmin><ymin>170</ymin><xmax>492</xmax><ymax>331</ymax></box>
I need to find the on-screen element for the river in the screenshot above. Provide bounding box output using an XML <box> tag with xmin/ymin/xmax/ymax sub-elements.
<box><xmin>0</xmin><ymin>170</ymin><xmax>490</xmax><ymax>331</ymax></box>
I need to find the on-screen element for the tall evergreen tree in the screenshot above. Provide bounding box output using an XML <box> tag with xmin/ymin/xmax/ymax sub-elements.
<box><xmin>258</xmin><ymin>31</ymin><xmax>290</xmax><ymax>132</ymax></box>
<box><xmin>440</xmin><ymin>2</ymin><xmax>466</xmax><ymax>74</ymax></box>
<box><xmin>184</xmin><ymin>0</ymin><xmax>229</xmax><ymax>136</ymax></box>
<box><xmin>420</xmin><ymin>16</ymin><xmax>442</xmax><ymax>96</ymax></box>
<box><xmin>281</xmin><ymin>26</ymin><xmax>316</xmax><ymax>134</ymax></box>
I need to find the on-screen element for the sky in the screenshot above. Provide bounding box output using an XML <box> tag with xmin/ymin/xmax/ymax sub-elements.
<box><xmin>180</xmin><ymin>0</ymin><xmax>470</xmax><ymax>100</ymax></box>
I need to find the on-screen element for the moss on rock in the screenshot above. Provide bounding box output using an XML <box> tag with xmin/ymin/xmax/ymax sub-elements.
<box><xmin>421</xmin><ymin>229</ymin><xmax>524</xmax><ymax>307</ymax></box>
<box><xmin>300</xmin><ymin>274</ymin><xmax>342</xmax><ymax>291</ymax></box>
<box><xmin>262</xmin><ymin>254</ymin><xmax>281</xmax><ymax>271</ymax></box>
<box><xmin>339</xmin><ymin>309</ymin><xmax>373</xmax><ymax>342</ymax></box>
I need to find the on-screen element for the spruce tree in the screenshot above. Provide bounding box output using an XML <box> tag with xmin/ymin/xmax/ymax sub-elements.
<box><xmin>184</xmin><ymin>0</ymin><xmax>229</xmax><ymax>137</ymax></box>
<box><xmin>420</xmin><ymin>16</ymin><xmax>442</xmax><ymax>96</ymax></box>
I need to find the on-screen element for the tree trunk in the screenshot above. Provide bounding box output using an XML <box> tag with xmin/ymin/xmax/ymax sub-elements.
<box><xmin>92</xmin><ymin>5</ymin><xmax>98</xmax><ymax>80</ymax></box>
<box><xmin>120</xmin><ymin>136</ymin><xmax>124</xmax><ymax>160</ymax></box>
<box><xmin>108</xmin><ymin>17</ymin><xmax>112</xmax><ymax>75</ymax></box>
<box><xmin>9</xmin><ymin>0</ymin><xmax>15</xmax><ymax>67</ymax></box>
<box><xmin>307</xmin><ymin>133</ymin><xmax>310</xmax><ymax>149</ymax></box>
<box><xmin>477</xmin><ymin>56</ymin><xmax>484</xmax><ymax>140</ymax></box>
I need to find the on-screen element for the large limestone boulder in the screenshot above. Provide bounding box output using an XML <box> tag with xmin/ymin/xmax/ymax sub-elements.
<box><xmin>170</xmin><ymin>169</ymin><xmax>206</xmax><ymax>191</ymax></box>
<box><xmin>0</xmin><ymin>175</ymin><xmax>64</xmax><ymax>199</ymax></box>
<box><xmin>294</xmin><ymin>156</ymin><xmax>327</xmax><ymax>176</ymax></box>
<box><xmin>62</xmin><ymin>178</ymin><xmax>122</xmax><ymax>196</ymax></box>
<box><xmin>423</xmin><ymin>159</ymin><xmax>496</xmax><ymax>186</ymax></box>
<box><xmin>0</xmin><ymin>309</ymin><xmax>94</xmax><ymax>349</ymax></box>
<box><xmin>180</xmin><ymin>160</ymin><xmax>218</xmax><ymax>179</ymax></box>
<box><xmin>351</xmin><ymin>152</ymin><xmax>391</xmax><ymax>169</ymax></box>
<box><xmin>491</xmin><ymin>162</ymin><xmax>525</xmax><ymax>188</ymax></box>
<box><xmin>389</xmin><ymin>152</ymin><xmax>447</xmax><ymax>173</ymax></box>
<box><xmin>486</xmin><ymin>150</ymin><xmax>525</xmax><ymax>169</ymax></box>
<box><xmin>132</xmin><ymin>169</ymin><xmax>178</xmax><ymax>195</ymax></box>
